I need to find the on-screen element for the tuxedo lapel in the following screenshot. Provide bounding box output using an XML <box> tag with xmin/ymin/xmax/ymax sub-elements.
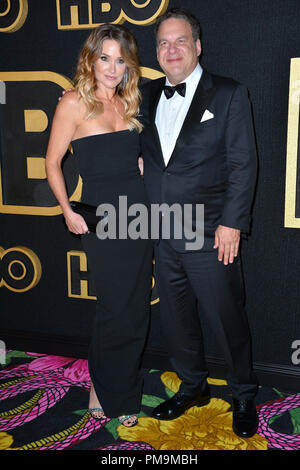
<box><xmin>166</xmin><ymin>70</ymin><xmax>216</xmax><ymax>167</ymax></box>
<box><xmin>148</xmin><ymin>78</ymin><xmax>166</xmax><ymax>168</ymax></box>
<box><xmin>145</xmin><ymin>70</ymin><xmax>216</xmax><ymax>169</ymax></box>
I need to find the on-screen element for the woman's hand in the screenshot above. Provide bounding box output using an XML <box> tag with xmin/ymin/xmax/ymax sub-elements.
<box><xmin>138</xmin><ymin>157</ymin><xmax>144</xmax><ymax>176</ymax></box>
<box><xmin>64</xmin><ymin>210</ymin><xmax>89</xmax><ymax>235</ymax></box>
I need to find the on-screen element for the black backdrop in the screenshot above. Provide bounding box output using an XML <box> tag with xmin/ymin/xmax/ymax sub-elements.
<box><xmin>1</xmin><ymin>0</ymin><xmax>300</xmax><ymax>390</ymax></box>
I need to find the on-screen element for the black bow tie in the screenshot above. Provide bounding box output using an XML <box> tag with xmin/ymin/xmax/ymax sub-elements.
<box><xmin>163</xmin><ymin>82</ymin><xmax>186</xmax><ymax>99</ymax></box>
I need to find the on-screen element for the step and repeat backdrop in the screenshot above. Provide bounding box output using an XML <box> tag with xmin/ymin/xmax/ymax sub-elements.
<box><xmin>1</xmin><ymin>0</ymin><xmax>300</xmax><ymax>388</ymax></box>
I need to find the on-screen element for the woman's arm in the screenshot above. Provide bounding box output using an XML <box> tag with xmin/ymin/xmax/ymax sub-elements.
<box><xmin>45</xmin><ymin>92</ymin><xmax>89</xmax><ymax>234</ymax></box>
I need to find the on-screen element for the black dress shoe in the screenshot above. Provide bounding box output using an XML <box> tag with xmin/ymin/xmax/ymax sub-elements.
<box><xmin>232</xmin><ymin>399</ymin><xmax>258</xmax><ymax>438</ymax></box>
<box><xmin>151</xmin><ymin>388</ymin><xmax>210</xmax><ymax>421</ymax></box>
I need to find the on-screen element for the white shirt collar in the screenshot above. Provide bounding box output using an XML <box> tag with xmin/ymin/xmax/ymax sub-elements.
<box><xmin>165</xmin><ymin>63</ymin><xmax>203</xmax><ymax>94</ymax></box>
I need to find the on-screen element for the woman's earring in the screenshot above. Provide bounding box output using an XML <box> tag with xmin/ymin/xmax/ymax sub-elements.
<box><xmin>121</xmin><ymin>68</ymin><xmax>129</xmax><ymax>88</ymax></box>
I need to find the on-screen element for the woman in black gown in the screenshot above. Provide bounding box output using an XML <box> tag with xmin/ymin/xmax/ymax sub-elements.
<box><xmin>45</xmin><ymin>25</ymin><xmax>152</xmax><ymax>427</ymax></box>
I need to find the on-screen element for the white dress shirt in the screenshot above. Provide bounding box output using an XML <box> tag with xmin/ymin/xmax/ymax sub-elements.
<box><xmin>155</xmin><ymin>63</ymin><xmax>203</xmax><ymax>166</ymax></box>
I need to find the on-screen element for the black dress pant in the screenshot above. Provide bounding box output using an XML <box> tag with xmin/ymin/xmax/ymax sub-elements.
<box><xmin>82</xmin><ymin>233</ymin><xmax>153</xmax><ymax>418</ymax></box>
<box><xmin>154</xmin><ymin>240</ymin><xmax>258</xmax><ymax>400</ymax></box>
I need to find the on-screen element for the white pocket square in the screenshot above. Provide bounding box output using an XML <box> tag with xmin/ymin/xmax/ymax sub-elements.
<box><xmin>200</xmin><ymin>109</ymin><xmax>214</xmax><ymax>122</ymax></box>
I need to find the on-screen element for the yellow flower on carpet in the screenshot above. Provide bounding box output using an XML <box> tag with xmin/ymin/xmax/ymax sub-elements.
<box><xmin>160</xmin><ymin>371</ymin><xmax>181</xmax><ymax>393</ymax></box>
<box><xmin>118</xmin><ymin>371</ymin><xmax>267</xmax><ymax>450</ymax></box>
<box><xmin>160</xmin><ymin>371</ymin><xmax>227</xmax><ymax>393</ymax></box>
<box><xmin>0</xmin><ymin>432</ymin><xmax>13</xmax><ymax>450</ymax></box>
<box><xmin>117</xmin><ymin>399</ymin><xmax>268</xmax><ymax>450</ymax></box>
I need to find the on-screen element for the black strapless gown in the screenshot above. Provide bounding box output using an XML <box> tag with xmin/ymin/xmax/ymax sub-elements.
<box><xmin>72</xmin><ymin>129</ymin><xmax>153</xmax><ymax>418</ymax></box>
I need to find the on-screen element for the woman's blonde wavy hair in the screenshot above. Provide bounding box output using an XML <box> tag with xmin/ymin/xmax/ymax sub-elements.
<box><xmin>74</xmin><ymin>24</ymin><xmax>142</xmax><ymax>132</ymax></box>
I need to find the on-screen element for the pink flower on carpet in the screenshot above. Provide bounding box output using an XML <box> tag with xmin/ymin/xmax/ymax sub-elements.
<box><xmin>63</xmin><ymin>359</ymin><xmax>90</xmax><ymax>383</ymax></box>
<box><xmin>26</xmin><ymin>353</ymin><xmax>90</xmax><ymax>383</ymax></box>
<box><xmin>28</xmin><ymin>354</ymin><xmax>75</xmax><ymax>372</ymax></box>
<box><xmin>98</xmin><ymin>441</ymin><xmax>154</xmax><ymax>450</ymax></box>
<box><xmin>0</xmin><ymin>351</ymin><xmax>103</xmax><ymax>449</ymax></box>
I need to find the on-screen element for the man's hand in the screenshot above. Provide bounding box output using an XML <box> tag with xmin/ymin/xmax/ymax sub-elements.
<box><xmin>58</xmin><ymin>88</ymin><xmax>73</xmax><ymax>101</ymax></box>
<box><xmin>214</xmin><ymin>225</ymin><xmax>240</xmax><ymax>265</ymax></box>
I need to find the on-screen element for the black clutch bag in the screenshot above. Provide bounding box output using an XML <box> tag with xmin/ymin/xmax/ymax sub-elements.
<box><xmin>70</xmin><ymin>201</ymin><xmax>99</xmax><ymax>233</ymax></box>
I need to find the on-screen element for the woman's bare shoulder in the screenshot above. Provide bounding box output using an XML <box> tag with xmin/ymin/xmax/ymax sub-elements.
<box><xmin>58</xmin><ymin>89</ymin><xmax>80</xmax><ymax>108</ymax></box>
<box><xmin>55</xmin><ymin>89</ymin><xmax>87</xmax><ymax>121</ymax></box>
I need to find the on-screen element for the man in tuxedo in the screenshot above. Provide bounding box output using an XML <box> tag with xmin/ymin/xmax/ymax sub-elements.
<box><xmin>140</xmin><ymin>8</ymin><xmax>259</xmax><ymax>438</ymax></box>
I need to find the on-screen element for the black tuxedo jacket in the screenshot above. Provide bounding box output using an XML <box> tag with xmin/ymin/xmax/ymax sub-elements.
<box><xmin>140</xmin><ymin>68</ymin><xmax>257</xmax><ymax>252</ymax></box>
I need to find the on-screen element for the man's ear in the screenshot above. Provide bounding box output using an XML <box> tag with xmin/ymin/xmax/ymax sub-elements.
<box><xmin>196</xmin><ymin>39</ymin><xmax>202</xmax><ymax>57</ymax></box>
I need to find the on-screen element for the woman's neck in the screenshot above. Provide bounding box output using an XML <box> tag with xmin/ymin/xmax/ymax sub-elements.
<box><xmin>95</xmin><ymin>84</ymin><xmax>117</xmax><ymax>102</ymax></box>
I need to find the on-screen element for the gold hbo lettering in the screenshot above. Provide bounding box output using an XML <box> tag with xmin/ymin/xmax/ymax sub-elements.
<box><xmin>151</xmin><ymin>259</ymin><xmax>159</xmax><ymax>306</ymax></box>
<box><xmin>0</xmin><ymin>246</ymin><xmax>42</xmax><ymax>293</ymax></box>
<box><xmin>0</xmin><ymin>71</ymin><xmax>82</xmax><ymax>216</ymax></box>
<box><xmin>67</xmin><ymin>250</ymin><xmax>160</xmax><ymax>304</ymax></box>
<box><xmin>56</xmin><ymin>0</ymin><xmax>169</xmax><ymax>30</ymax></box>
<box><xmin>0</xmin><ymin>0</ymin><xmax>28</xmax><ymax>33</ymax></box>
<box><xmin>285</xmin><ymin>58</ymin><xmax>300</xmax><ymax>228</ymax></box>
<box><xmin>67</xmin><ymin>250</ymin><xmax>97</xmax><ymax>300</ymax></box>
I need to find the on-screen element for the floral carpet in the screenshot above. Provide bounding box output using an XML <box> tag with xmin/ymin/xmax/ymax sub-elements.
<box><xmin>0</xmin><ymin>350</ymin><xmax>300</xmax><ymax>451</ymax></box>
